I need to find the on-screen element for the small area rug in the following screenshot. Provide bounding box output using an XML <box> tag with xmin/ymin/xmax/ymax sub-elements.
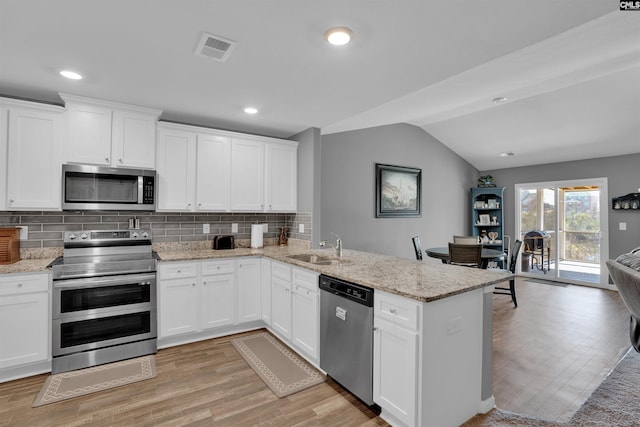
<box><xmin>231</xmin><ymin>331</ymin><xmax>325</xmax><ymax>398</ymax></box>
<box><xmin>32</xmin><ymin>356</ymin><xmax>156</xmax><ymax>407</ymax></box>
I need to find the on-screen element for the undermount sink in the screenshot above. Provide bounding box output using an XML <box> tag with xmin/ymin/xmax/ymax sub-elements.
<box><xmin>288</xmin><ymin>253</ymin><xmax>346</xmax><ymax>266</ymax></box>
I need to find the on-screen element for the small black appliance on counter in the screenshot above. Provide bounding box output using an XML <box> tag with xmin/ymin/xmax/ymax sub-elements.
<box><xmin>213</xmin><ymin>235</ymin><xmax>234</xmax><ymax>250</ymax></box>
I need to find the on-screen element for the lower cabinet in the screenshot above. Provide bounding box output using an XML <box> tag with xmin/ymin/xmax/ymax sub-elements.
<box><xmin>271</xmin><ymin>274</ymin><xmax>292</xmax><ymax>340</ymax></box>
<box><xmin>0</xmin><ymin>273</ymin><xmax>50</xmax><ymax>371</ymax></box>
<box><xmin>373</xmin><ymin>291</ymin><xmax>420</xmax><ymax>427</ymax></box>
<box><xmin>201</xmin><ymin>260</ymin><xmax>236</xmax><ymax>329</ymax></box>
<box><xmin>236</xmin><ymin>258</ymin><xmax>261</xmax><ymax>323</ymax></box>
<box><xmin>158</xmin><ymin>264</ymin><xmax>199</xmax><ymax>337</ymax></box>
<box><xmin>260</xmin><ymin>258</ymin><xmax>272</xmax><ymax>325</ymax></box>
<box><xmin>291</xmin><ymin>268</ymin><xmax>319</xmax><ymax>361</ymax></box>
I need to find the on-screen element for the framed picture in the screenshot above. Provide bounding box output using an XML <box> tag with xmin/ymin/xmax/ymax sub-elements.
<box><xmin>479</xmin><ymin>214</ymin><xmax>491</xmax><ymax>225</ymax></box>
<box><xmin>375</xmin><ymin>163</ymin><xmax>421</xmax><ymax>218</ymax></box>
<box><xmin>488</xmin><ymin>199</ymin><xmax>497</xmax><ymax>209</ymax></box>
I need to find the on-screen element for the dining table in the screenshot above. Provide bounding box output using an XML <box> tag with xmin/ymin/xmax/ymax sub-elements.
<box><xmin>425</xmin><ymin>246</ymin><xmax>506</xmax><ymax>269</ymax></box>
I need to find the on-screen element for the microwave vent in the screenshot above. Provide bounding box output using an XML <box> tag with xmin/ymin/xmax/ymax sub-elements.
<box><xmin>195</xmin><ymin>33</ymin><xmax>236</xmax><ymax>62</ymax></box>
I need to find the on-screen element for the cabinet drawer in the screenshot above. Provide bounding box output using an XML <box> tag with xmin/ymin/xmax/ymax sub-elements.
<box><xmin>272</xmin><ymin>261</ymin><xmax>291</xmax><ymax>281</ymax></box>
<box><xmin>201</xmin><ymin>260</ymin><xmax>235</xmax><ymax>276</ymax></box>
<box><xmin>292</xmin><ymin>268</ymin><xmax>319</xmax><ymax>292</ymax></box>
<box><xmin>0</xmin><ymin>273</ymin><xmax>49</xmax><ymax>296</ymax></box>
<box><xmin>159</xmin><ymin>262</ymin><xmax>198</xmax><ymax>280</ymax></box>
<box><xmin>375</xmin><ymin>291</ymin><xmax>420</xmax><ymax>331</ymax></box>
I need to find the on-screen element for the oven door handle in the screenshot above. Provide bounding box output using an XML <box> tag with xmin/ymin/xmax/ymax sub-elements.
<box><xmin>53</xmin><ymin>273</ymin><xmax>156</xmax><ymax>290</ymax></box>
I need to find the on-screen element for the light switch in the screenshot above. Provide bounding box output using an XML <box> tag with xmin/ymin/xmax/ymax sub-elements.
<box><xmin>262</xmin><ymin>223</ymin><xmax>268</xmax><ymax>233</ymax></box>
<box><xmin>299</xmin><ymin>224</ymin><xmax>304</xmax><ymax>233</ymax></box>
<box><xmin>232</xmin><ymin>223</ymin><xmax>238</xmax><ymax>233</ymax></box>
<box><xmin>619</xmin><ymin>222</ymin><xmax>627</xmax><ymax>231</ymax></box>
<box><xmin>202</xmin><ymin>224</ymin><xmax>210</xmax><ymax>234</ymax></box>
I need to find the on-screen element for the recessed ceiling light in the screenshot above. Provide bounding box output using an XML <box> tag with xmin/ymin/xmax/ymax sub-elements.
<box><xmin>492</xmin><ymin>97</ymin><xmax>508</xmax><ymax>104</ymax></box>
<box><xmin>244</xmin><ymin>107</ymin><xmax>258</xmax><ymax>114</ymax></box>
<box><xmin>60</xmin><ymin>70</ymin><xmax>83</xmax><ymax>80</ymax></box>
<box><xmin>324</xmin><ymin>27</ymin><xmax>353</xmax><ymax>46</ymax></box>
<box><xmin>499</xmin><ymin>152</ymin><xmax>515</xmax><ymax>157</ymax></box>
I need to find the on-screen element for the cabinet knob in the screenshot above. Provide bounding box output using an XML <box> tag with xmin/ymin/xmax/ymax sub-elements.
<box><xmin>177</xmin><ymin>270</ymin><xmax>181</xmax><ymax>273</ymax></box>
<box><xmin>187</xmin><ymin>203</ymin><xmax>191</xmax><ymax>207</ymax></box>
<box><xmin>105</xmin><ymin>157</ymin><xmax>109</xmax><ymax>163</ymax></box>
<box><xmin>390</xmin><ymin>308</ymin><xmax>397</xmax><ymax>314</ymax></box>
<box><xmin>192</xmin><ymin>283</ymin><xmax>196</xmax><ymax>286</ymax></box>
<box><xmin>216</xmin><ymin>266</ymin><xmax>220</xmax><ymax>270</ymax></box>
<box><xmin>8</xmin><ymin>199</ymin><xmax>14</xmax><ymax>203</ymax></box>
<box><xmin>373</xmin><ymin>327</ymin><xmax>378</xmax><ymax>332</ymax></box>
<box><xmin>118</xmin><ymin>158</ymin><xmax>123</xmax><ymax>163</ymax></box>
<box><xmin>198</xmin><ymin>203</ymin><xmax>202</xmax><ymax>207</ymax></box>
<box><xmin>17</xmin><ymin>283</ymin><xmax>22</xmax><ymax>288</ymax></box>
<box><xmin>269</xmin><ymin>204</ymin><xmax>272</xmax><ymax>209</ymax></box>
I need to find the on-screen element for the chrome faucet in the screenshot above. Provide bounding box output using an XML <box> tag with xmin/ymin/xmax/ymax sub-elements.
<box><xmin>319</xmin><ymin>233</ymin><xmax>343</xmax><ymax>257</ymax></box>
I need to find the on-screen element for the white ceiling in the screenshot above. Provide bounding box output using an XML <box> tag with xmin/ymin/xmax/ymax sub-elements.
<box><xmin>1</xmin><ymin>1</ymin><xmax>638</xmax><ymax>171</ymax></box>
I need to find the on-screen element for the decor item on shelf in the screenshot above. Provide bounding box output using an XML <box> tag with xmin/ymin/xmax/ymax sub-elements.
<box><xmin>478</xmin><ymin>175</ymin><xmax>495</xmax><ymax>187</ymax></box>
<box><xmin>375</xmin><ymin>163</ymin><xmax>422</xmax><ymax>218</ymax></box>
<box><xmin>278</xmin><ymin>226</ymin><xmax>288</xmax><ymax>246</ymax></box>
<box><xmin>480</xmin><ymin>230</ymin><xmax>489</xmax><ymax>244</ymax></box>
<box><xmin>612</xmin><ymin>192</ymin><xmax>640</xmax><ymax>210</ymax></box>
<box><xmin>478</xmin><ymin>214</ymin><xmax>491</xmax><ymax>225</ymax></box>
<box><xmin>488</xmin><ymin>231</ymin><xmax>499</xmax><ymax>242</ymax></box>
<box><xmin>492</xmin><ymin>216</ymin><xmax>498</xmax><ymax>225</ymax></box>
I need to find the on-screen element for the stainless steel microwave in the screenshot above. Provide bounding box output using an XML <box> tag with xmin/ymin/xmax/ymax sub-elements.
<box><xmin>62</xmin><ymin>164</ymin><xmax>156</xmax><ymax>211</ymax></box>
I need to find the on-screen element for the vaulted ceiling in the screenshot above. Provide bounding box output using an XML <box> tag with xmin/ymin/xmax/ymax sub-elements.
<box><xmin>1</xmin><ymin>1</ymin><xmax>638</xmax><ymax>170</ymax></box>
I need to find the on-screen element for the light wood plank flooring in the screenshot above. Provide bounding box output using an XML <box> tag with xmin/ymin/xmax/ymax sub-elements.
<box><xmin>490</xmin><ymin>278</ymin><xmax>630</xmax><ymax>422</ymax></box>
<box><xmin>0</xmin><ymin>280</ymin><xmax>630</xmax><ymax>426</ymax></box>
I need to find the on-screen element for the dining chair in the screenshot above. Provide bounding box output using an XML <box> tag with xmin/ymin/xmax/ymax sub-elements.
<box><xmin>453</xmin><ymin>235</ymin><xmax>479</xmax><ymax>245</ymax></box>
<box><xmin>448</xmin><ymin>242</ymin><xmax>482</xmax><ymax>267</ymax></box>
<box><xmin>492</xmin><ymin>239</ymin><xmax>523</xmax><ymax>307</ymax></box>
<box><xmin>412</xmin><ymin>236</ymin><xmax>423</xmax><ymax>260</ymax></box>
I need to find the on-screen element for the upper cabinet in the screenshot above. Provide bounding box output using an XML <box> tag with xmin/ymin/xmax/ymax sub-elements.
<box><xmin>1</xmin><ymin>98</ymin><xmax>64</xmax><ymax>210</ymax></box>
<box><xmin>60</xmin><ymin>94</ymin><xmax>161</xmax><ymax>169</ymax></box>
<box><xmin>157</xmin><ymin>121</ymin><xmax>297</xmax><ymax>213</ymax></box>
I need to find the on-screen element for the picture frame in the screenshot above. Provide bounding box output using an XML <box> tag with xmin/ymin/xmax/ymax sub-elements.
<box><xmin>478</xmin><ymin>214</ymin><xmax>491</xmax><ymax>225</ymax></box>
<box><xmin>375</xmin><ymin>163</ymin><xmax>421</xmax><ymax>218</ymax></box>
<box><xmin>488</xmin><ymin>199</ymin><xmax>497</xmax><ymax>209</ymax></box>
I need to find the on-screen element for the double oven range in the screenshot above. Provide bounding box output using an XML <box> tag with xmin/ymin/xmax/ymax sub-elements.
<box><xmin>50</xmin><ymin>230</ymin><xmax>157</xmax><ymax>374</ymax></box>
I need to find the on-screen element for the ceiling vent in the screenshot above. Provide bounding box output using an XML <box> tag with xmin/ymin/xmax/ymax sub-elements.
<box><xmin>195</xmin><ymin>33</ymin><xmax>236</xmax><ymax>62</ymax></box>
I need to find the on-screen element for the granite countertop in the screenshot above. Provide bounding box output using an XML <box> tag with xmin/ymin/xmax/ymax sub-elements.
<box><xmin>157</xmin><ymin>246</ymin><xmax>513</xmax><ymax>303</ymax></box>
<box><xmin>0</xmin><ymin>258</ymin><xmax>56</xmax><ymax>275</ymax></box>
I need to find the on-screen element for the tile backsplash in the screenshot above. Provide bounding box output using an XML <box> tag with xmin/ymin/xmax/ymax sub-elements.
<box><xmin>0</xmin><ymin>211</ymin><xmax>312</xmax><ymax>249</ymax></box>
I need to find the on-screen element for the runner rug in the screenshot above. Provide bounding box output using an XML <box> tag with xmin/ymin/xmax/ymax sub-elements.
<box><xmin>231</xmin><ymin>331</ymin><xmax>325</xmax><ymax>398</ymax></box>
<box><xmin>32</xmin><ymin>356</ymin><xmax>156</xmax><ymax>407</ymax></box>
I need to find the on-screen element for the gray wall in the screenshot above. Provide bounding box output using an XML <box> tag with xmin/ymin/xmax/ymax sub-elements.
<box><xmin>483</xmin><ymin>153</ymin><xmax>640</xmax><ymax>259</ymax></box>
<box><xmin>321</xmin><ymin>123</ymin><xmax>478</xmax><ymax>260</ymax></box>
<box><xmin>291</xmin><ymin>127</ymin><xmax>322</xmax><ymax>246</ymax></box>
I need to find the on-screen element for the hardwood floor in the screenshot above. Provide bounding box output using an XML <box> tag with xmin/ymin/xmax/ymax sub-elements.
<box><xmin>1</xmin><ymin>280</ymin><xmax>630</xmax><ymax>426</ymax></box>
<box><xmin>0</xmin><ymin>330</ymin><xmax>387</xmax><ymax>427</ymax></box>
<box><xmin>490</xmin><ymin>278</ymin><xmax>630</xmax><ymax>422</ymax></box>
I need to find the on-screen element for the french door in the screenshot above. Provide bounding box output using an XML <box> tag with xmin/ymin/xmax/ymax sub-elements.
<box><xmin>515</xmin><ymin>178</ymin><xmax>612</xmax><ymax>289</ymax></box>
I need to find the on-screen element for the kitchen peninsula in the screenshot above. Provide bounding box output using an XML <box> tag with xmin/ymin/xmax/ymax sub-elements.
<box><xmin>156</xmin><ymin>245</ymin><xmax>512</xmax><ymax>427</ymax></box>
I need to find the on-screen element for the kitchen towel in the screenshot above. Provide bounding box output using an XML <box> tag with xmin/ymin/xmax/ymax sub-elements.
<box><xmin>251</xmin><ymin>224</ymin><xmax>263</xmax><ymax>248</ymax></box>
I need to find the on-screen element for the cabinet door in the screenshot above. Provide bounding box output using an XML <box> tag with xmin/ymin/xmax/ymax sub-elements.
<box><xmin>64</xmin><ymin>102</ymin><xmax>112</xmax><ymax>165</ymax></box>
<box><xmin>237</xmin><ymin>258</ymin><xmax>261</xmax><ymax>323</ymax></box>
<box><xmin>196</xmin><ymin>134</ymin><xmax>231</xmax><ymax>211</ymax></box>
<box><xmin>291</xmin><ymin>285</ymin><xmax>318</xmax><ymax>361</ymax></box>
<box><xmin>270</xmin><ymin>276</ymin><xmax>292</xmax><ymax>340</ymax></box>
<box><xmin>156</xmin><ymin>127</ymin><xmax>196</xmax><ymax>210</ymax></box>
<box><xmin>0</xmin><ymin>292</ymin><xmax>49</xmax><ymax>369</ymax></box>
<box><xmin>159</xmin><ymin>278</ymin><xmax>198</xmax><ymax>337</ymax></box>
<box><xmin>260</xmin><ymin>259</ymin><xmax>272</xmax><ymax>325</ymax></box>
<box><xmin>373</xmin><ymin>317</ymin><xmax>418</xmax><ymax>427</ymax></box>
<box><xmin>111</xmin><ymin>109</ymin><xmax>157</xmax><ymax>169</ymax></box>
<box><xmin>265</xmin><ymin>142</ymin><xmax>297</xmax><ymax>212</ymax></box>
<box><xmin>6</xmin><ymin>107</ymin><xmax>62</xmax><ymax>209</ymax></box>
<box><xmin>201</xmin><ymin>273</ymin><xmax>235</xmax><ymax>329</ymax></box>
<box><xmin>230</xmin><ymin>138</ymin><xmax>264</xmax><ymax>211</ymax></box>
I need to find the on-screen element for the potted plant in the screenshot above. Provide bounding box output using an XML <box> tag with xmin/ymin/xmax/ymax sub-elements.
<box><xmin>478</xmin><ymin>175</ymin><xmax>495</xmax><ymax>187</ymax></box>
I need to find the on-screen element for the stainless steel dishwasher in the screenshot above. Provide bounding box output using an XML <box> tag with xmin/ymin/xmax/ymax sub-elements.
<box><xmin>319</xmin><ymin>274</ymin><xmax>375</xmax><ymax>405</ymax></box>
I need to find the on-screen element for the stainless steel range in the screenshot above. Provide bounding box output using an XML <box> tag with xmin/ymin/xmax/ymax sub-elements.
<box><xmin>50</xmin><ymin>229</ymin><xmax>157</xmax><ymax>374</ymax></box>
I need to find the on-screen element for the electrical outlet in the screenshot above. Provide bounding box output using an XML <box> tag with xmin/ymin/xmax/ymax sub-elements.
<box><xmin>262</xmin><ymin>223</ymin><xmax>268</xmax><ymax>233</ymax></box>
<box><xmin>299</xmin><ymin>224</ymin><xmax>304</xmax><ymax>233</ymax></box>
<box><xmin>203</xmin><ymin>224</ymin><xmax>210</xmax><ymax>234</ymax></box>
<box><xmin>232</xmin><ymin>223</ymin><xmax>238</xmax><ymax>233</ymax></box>
<box><xmin>619</xmin><ymin>222</ymin><xmax>627</xmax><ymax>231</ymax></box>
<box><xmin>19</xmin><ymin>226</ymin><xmax>28</xmax><ymax>240</ymax></box>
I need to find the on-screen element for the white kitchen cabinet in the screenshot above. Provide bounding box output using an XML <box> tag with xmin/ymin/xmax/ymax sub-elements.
<box><xmin>270</xmin><ymin>262</ymin><xmax>292</xmax><ymax>340</ymax></box>
<box><xmin>0</xmin><ymin>105</ymin><xmax>8</xmax><ymax>210</ymax></box>
<box><xmin>196</xmin><ymin>134</ymin><xmax>231</xmax><ymax>211</ymax></box>
<box><xmin>260</xmin><ymin>258</ymin><xmax>272</xmax><ymax>325</ymax></box>
<box><xmin>156</xmin><ymin>123</ymin><xmax>231</xmax><ymax>212</ymax></box>
<box><xmin>230</xmin><ymin>138</ymin><xmax>265</xmax><ymax>211</ymax></box>
<box><xmin>236</xmin><ymin>258</ymin><xmax>261</xmax><ymax>323</ymax></box>
<box><xmin>291</xmin><ymin>268</ymin><xmax>319</xmax><ymax>361</ymax></box>
<box><xmin>201</xmin><ymin>260</ymin><xmax>236</xmax><ymax>329</ymax></box>
<box><xmin>156</xmin><ymin>126</ymin><xmax>196</xmax><ymax>211</ymax></box>
<box><xmin>61</xmin><ymin>94</ymin><xmax>160</xmax><ymax>169</ymax></box>
<box><xmin>5</xmin><ymin>102</ymin><xmax>63</xmax><ymax>210</ymax></box>
<box><xmin>0</xmin><ymin>273</ymin><xmax>50</xmax><ymax>371</ymax></box>
<box><xmin>158</xmin><ymin>262</ymin><xmax>199</xmax><ymax>338</ymax></box>
<box><xmin>265</xmin><ymin>142</ymin><xmax>297</xmax><ymax>212</ymax></box>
